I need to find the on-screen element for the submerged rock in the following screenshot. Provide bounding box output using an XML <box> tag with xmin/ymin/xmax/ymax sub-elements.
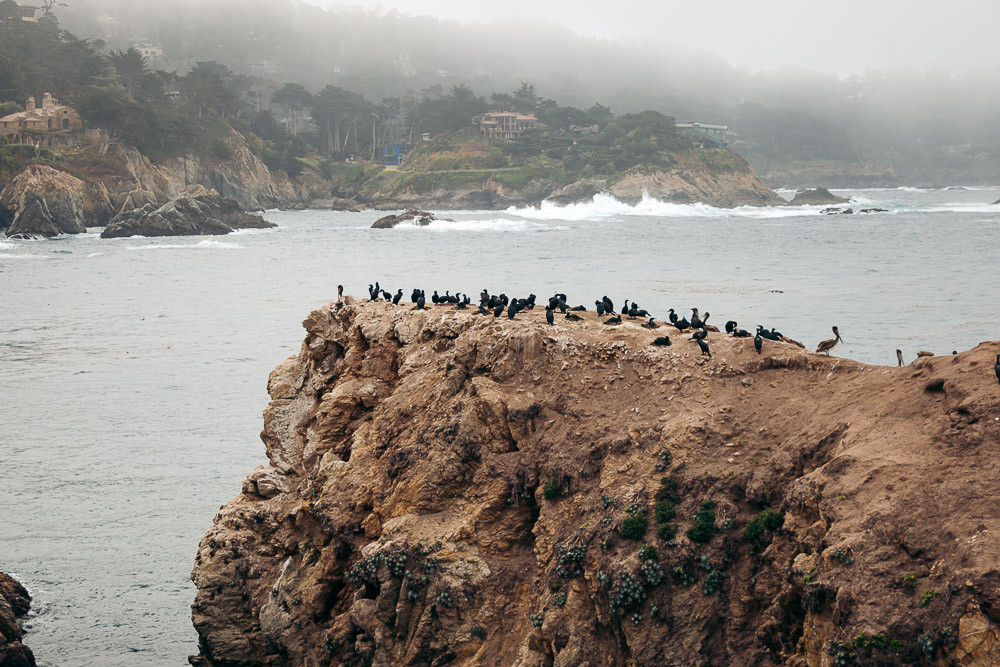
<box><xmin>190</xmin><ymin>299</ymin><xmax>1000</xmax><ymax>667</ymax></box>
<box><xmin>821</xmin><ymin>206</ymin><xmax>854</xmax><ymax>215</ymax></box>
<box><xmin>370</xmin><ymin>209</ymin><xmax>452</xmax><ymax>228</ymax></box>
<box><xmin>0</xmin><ymin>573</ymin><xmax>35</xmax><ymax>667</ymax></box>
<box><xmin>787</xmin><ymin>187</ymin><xmax>850</xmax><ymax>205</ymax></box>
<box><xmin>101</xmin><ymin>187</ymin><xmax>275</xmax><ymax>238</ymax></box>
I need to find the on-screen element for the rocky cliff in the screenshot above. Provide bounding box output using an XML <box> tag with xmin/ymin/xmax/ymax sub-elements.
<box><xmin>0</xmin><ymin>573</ymin><xmax>35</xmax><ymax>667</ymax></box>
<box><xmin>191</xmin><ymin>301</ymin><xmax>1000</xmax><ymax>667</ymax></box>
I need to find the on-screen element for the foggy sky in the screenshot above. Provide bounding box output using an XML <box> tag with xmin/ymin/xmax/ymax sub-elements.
<box><xmin>315</xmin><ymin>0</ymin><xmax>1000</xmax><ymax>75</ymax></box>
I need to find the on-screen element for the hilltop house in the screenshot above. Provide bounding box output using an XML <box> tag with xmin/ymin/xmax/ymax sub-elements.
<box><xmin>0</xmin><ymin>94</ymin><xmax>83</xmax><ymax>145</ymax></box>
<box><xmin>0</xmin><ymin>0</ymin><xmax>39</xmax><ymax>24</ymax></box>
<box><xmin>476</xmin><ymin>111</ymin><xmax>540</xmax><ymax>139</ymax></box>
<box><xmin>675</xmin><ymin>122</ymin><xmax>728</xmax><ymax>148</ymax></box>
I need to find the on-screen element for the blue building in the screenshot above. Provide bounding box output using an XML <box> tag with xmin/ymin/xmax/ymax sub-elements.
<box><xmin>381</xmin><ymin>144</ymin><xmax>414</xmax><ymax>166</ymax></box>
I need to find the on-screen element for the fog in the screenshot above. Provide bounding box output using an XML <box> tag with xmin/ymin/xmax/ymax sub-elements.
<box><xmin>319</xmin><ymin>0</ymin><xmax>1000</xmax><ymax>75</ymax></box>
<box><xmin>54</xmin><ymin>0</ymin><xmax>1000</xmax><ymax>184</ymax></box>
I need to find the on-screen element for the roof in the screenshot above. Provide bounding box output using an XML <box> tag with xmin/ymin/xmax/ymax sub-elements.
<box><xmin>0</xmin><ymin>104</ymin><xmax>75</xmax><ymax>124</ymax></box>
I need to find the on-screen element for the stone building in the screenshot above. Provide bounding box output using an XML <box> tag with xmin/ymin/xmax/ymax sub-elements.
<box><xmin>476</xmin><ymin>111</ymin><xmax>540</xmax><ymax>139</ymax></box>
<box><xmin>0</xmin><ymin>93</ymin><xmax>83</xmax><ymax>145</ymax></box>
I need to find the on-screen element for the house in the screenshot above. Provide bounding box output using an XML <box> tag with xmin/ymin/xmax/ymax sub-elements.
<box><xmin>134</xmin><ymin>43</ymin><xmax>165</xmax><ymax>60</ymax></box>
<box><xmin>0</xmin><ymin>94</ymin><xmax>83</xmax><ymax>145</ymax></box>
<box><xmin>381</xmin><ymin>144</ymin><xmax>414</xmax><ymax>166</ymax></box>
<box><xmin>0</xmin><ymin>0</ymin><xmax>39</xmax><ymax>24</ymax></box>
<box><xmin>675</xmin><ymin>122</ymin><xmax>728</xmax><ymax>148</ymax></box>
<box><xmin>476</xmin><ymin>111</ymin><xmax>540</xmax><ymax>140</ymax></box>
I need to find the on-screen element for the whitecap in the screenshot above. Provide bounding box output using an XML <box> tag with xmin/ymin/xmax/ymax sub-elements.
<box><xmin>127</xmin><ymin>239</ymin><xmax>245</xmax><ymax>250</ymax></box>
<box><xmin>506</xmin><ymin>193</ymin><xmax>827</xmax><ymax>221</ymax></box>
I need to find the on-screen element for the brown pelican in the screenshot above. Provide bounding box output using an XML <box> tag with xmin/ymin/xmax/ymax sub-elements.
<box><xmin>816</xmin><ymin>326</ymin><xmax>843</xmax><ymax>355</ymax></box>
<box><xmin>916</xmin><ymin>350</ymin><xmax>934</xmax><ymax>359</ymax></box>
<box><xmin>896</xmin><ymin>349</ymin><xmax>904</xmax><ymax>366</ymax></box>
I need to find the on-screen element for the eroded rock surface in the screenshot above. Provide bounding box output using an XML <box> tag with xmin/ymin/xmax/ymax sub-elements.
<box><xmin>191</xmin><ymin>300</ymin><xmax>1000</xmax><ymax>666</ymax></box>
<box><xmin>0</xmin><ymin>573</ymin><xmax>35</xmax><ymax>667</ymax></box>
<box><xmin>101</xmin><ymin>187</ymin><xmax>275</xmax><ymax>238</ymax></box>
<box><xmin>0</xmin><ymin>165</ymin><xmax>93</xmax><ymax>238</ymax></box>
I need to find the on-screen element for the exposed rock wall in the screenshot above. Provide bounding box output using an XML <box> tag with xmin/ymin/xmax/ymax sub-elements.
<box><xmin>191</xmin><ymin>301</ymin><xmax>1000</xmax><ymax>667</ymax></box>
<box><xmin>0</xmin><ymin>165</ymin><xmax>95</xmax><ymax>238</ymax></box>
<box><xmin>0</xmin><ymin>573</ymin><xmax>35</xmax><ymax>667</ymax></box>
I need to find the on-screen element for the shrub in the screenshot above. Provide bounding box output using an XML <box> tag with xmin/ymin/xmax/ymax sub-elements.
<box><xmin>902</xmin><ymin>571</ymin><xmax>917</xmax><ymax>589</ymax></box>
<box><xmin>555</xmin><ymin>544</ymin><xmax>587</xmax><ymax>578</ymax></box>
<box><xmin>686</xmin><ymin>500</ymin><xmax>717</xmax><ymax>543</ymax></box>
<box><xmin>609</xmin><ymin>573</ymin><xmax>646</xmax><ymax>611</ymax></box>
<box><xmin>654</xmin><ymin>477</ymin><xmax>680</xmax><ymax>503</ymax></box>
<box><xmin>702</xmin><ymin>571</ymin><xmax>726</xmax><ymax>595</ymax></box>
<box><xmin>622</xmin><ymin>514</ymin><xmax>648</xmax><ymax>540</ymax></box>
<box><xmin>745</xmin><ymin>508</ymin><xmax>785</xmax><ymax>549</ymax></box>
<box><xmin>639</xmin><ymin>560</ymin><xmax>665</xmax><ymax>587</ymax></box>
<box><xmin>849</xmin><ymin>632</ymin><xmax>887</xmax><ymax>650</ymax></box>
<box><xmin>654</xmin><ymin>500</ymin><xmax>677</xmax><ymax>524</ymax></box>
<box><xmin>657</xmin><ymin>523</ymin><xmax>678</xmax><ymax>541</ymax></box>
<box><xmin>637</xmin><ymin>544</ymin><xmax>657</xmax><ymax>561</ymax></box>
<box><xmin>919</xmin><ymin>590</ymin><xmax>939</xmax><ymax>608</ymax></box>
<box><xmin>542</xmin><ymin>480</ymin><xmax>562</xmax><ymax>500</ymax></box>
<box><xmin>553</xmin><ymin>592</ymin><xmax>567</xmax><ymax>607</ymax></box>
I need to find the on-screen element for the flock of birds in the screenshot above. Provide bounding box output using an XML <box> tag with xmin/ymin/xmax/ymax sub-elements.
<box><xmin>346</xmin><ymin>283</ymin><xmax>1000</xmax><ymax>383</ymax></box>
<box><xmin>343</xmin><ymin>283</ymin><xmax>852</xmax><ymax>360</ymax></box>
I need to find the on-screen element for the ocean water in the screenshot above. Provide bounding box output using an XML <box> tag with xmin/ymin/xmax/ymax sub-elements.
<box><xmin>2</xmin><ymin>186</ymin><xmax>999</xmax><ymax>665</ymax></box>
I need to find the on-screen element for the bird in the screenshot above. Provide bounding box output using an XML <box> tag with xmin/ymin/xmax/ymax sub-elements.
<box><xmin>691</xmin><ymin>308</ymin><xmax>703</xmax><ymax>329</ymax></box>
<box><xmin>691</xmin><ymin>329</ymin><xmax>708</xmax><ymax>340</ymax></box>
<box><xmin>565</xmin><ymin>313</ymin><xmax>583</xmax><ymax>322</ymax></box>
<box><xmin>367</xmin><ymin>283</ymin><xmax>375</xmax><ymax>299</ymax></box>
<box><xmin>476</xmin><ymin>305</ymin><xmax>489</xmax><ymax>315</ymax></box>
<box><xmin>815</xmin><ymin>326</ymin><xmax>843</xmax><ymax>355</ymax></box>
<box><xmin>652</xmin><ymin>336</ymin><xmax>672</xmax><ymax>346</ymax></box>
<box><xmin>431</xmin><ymin>290</ymin><xmax>440</xmax><ymax>304</ymax></box>
<box><xmin>545</xmin><ymin>306</ymin><xmax>554</xmax><ymax>325</ymax></box>
<box><xmin>604</xmin><ymin>315</ymin><xmax>622</xmax><ymax>325</ymax></box>
<box><xmin>733</xmin><ymin>328</ymin><xmax>752</xmax><ymax>338</ymax></box>
<box><xmin>392</xmin><ymin>289</ymin><xmax>402</xmax><ymax>305</ymax></box>
<box><xmin>754</xmin><ymin>331</ymin><xmax>763</xmax><ymax>355</ymax></box>
<box><xmin>673</xmin><ymin>317</ymin><xmax>690</xmax><ymax>331</ymax></box>
<box><xmin>642</xmin><ymin>317</ymin><xmax>658</xmax><ymax>329</ymax></box>
<box><xmin>595</xmin><ymin>300</ymin><xmax>605</xmax><ymax>316</ymax></box>
<box><xmin>696</xmin><ymin>338</ymin><xmax>711</xmax><ymax>357</ymax></box>
<box><xmin>337</xmin><ymin>285</ymin><xmax>344</xmax><ymax>302</ymax></box>
<box><xmin>507</xmin><ymin>302</ymin><xmax>517</xmax><ymax>320</ymax></box>
<box><xmin>493</xmin><ymin>303</ymin><xmax>504</xmax><ymax>318</ymax></box>
<box><xmin>668</xmin><ymin>309</ymin><xmax>678</xmax><ymax>325</ymax></box>
<box><xmin>896</xmin><ymin>349</ymin><xmax>904</xmax><ymax>367</ymax></box>
<box><xmin>995</xmin><ymin>354</ymin><xmax>1000</xmax><ymax>384</ymax></box>
<box><xmin>621</xmin><ymin>300</ymin><xmax>630</xmax><ymax>316</ymax></box>
<box><xmin>414</xmin><ymin>295</ymin><xmax>425</xmax><ymax>310</ymax></box>
<box><xmin>602</xmin><ymin>296</ymin><xmax>614</xmax><ymax>314</ymax></box>
<box><xmin>725</xmin><ymin>320</ymin><xmax>737</xmax><ymax>334</ymax></box>
<box><xmin>916</xmin><ymin>350</ymin><xmax>934</xmax><ymax>359</ymax></box>
<box><xmin>411</xmin><ymin>288</ymin><xmax>422</xmax><ymax>303</ymax></box>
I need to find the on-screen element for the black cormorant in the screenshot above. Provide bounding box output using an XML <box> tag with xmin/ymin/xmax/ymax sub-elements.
<box><xmin>545</xmin><ymin>307</ymin><xmax>554</xmax><ymax>325</ymax></box>
<box><xmin>697</xmin><ymin>338</ymin><xmax>711</xmax><ymax>357</ymax></box>
<box><xmin>754</xmin><ymin>332</ymin><xmax>763</xmax><ymax>355</ymax></box>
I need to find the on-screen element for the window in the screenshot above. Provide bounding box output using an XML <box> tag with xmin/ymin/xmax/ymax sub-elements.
<box><xmin>62</xmin><ymin>118</ymin><xmax>69</xmax><ymax>130</ymax></box>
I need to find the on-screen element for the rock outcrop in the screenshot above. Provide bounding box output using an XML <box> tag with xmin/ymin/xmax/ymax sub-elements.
<box><xmin>101</xmin><ymin>187</ymin><xmax>275</xmax><ymax>238</ymax></box>
<box><xmin>0</xmin><ymin>165</ymin><xmax>94</xmax><ymax>238</ymax></box>
<box><xmin>786</xmin><ymin>188</ymin><xmax>850</xmax><ymax>205</ymax></box>
<box><xmin>0</xmin><ymin>573</ymin><xmax>35</xmax><ymax>667</ymax></box>
<box><xmin>191</xmin><ymin>300</ymin><xmax>1000</xmax><ymax>666</ymax></box>
<box><xmin>607</xmin><ymin>165</ymin><xmax>784</xmax><ymax>207</ymax></box>
<box><xmin>371</xmin><ymin>210</ymin><xmax>452</xmax><ymax>229</ymax></box>
<box><xmin>544</xmin><ymin>178</ymin><xmax>608</xmax><ymax>205</ymax></box>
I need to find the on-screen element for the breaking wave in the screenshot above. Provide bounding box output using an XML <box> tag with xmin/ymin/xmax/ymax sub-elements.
<box><xmin>127</xmin><ymin>239</ymin><xmax>245</xmax><ymax>250</ymax></box>
<box><xmin>504</xmin><ymin>193</ymin><xmax>827</xmax><ymax>221</ymax></box>
<box><xmin>393</xmin><ymin>218</ymin><xmax>568</xmax><ymax>232</ymax></box>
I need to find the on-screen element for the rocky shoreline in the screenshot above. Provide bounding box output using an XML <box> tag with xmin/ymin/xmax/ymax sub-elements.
<box><xmin>189</xmin><ymin>298</ymin><xmax>1000</xmax><ymax>666</ymax></box>
<box><xmin>0</xmin><ymin>573</ymin><xmax>35</xmax><ymax>667</ymax></box>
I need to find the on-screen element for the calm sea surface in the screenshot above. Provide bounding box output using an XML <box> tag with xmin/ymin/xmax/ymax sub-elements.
<box><xmin>2</xmin><ymin>187</ymin><xmax>999</xmax><ymax>665</ymax></box>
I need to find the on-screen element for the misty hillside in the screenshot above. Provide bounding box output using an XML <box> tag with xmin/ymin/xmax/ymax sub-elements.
<box><xmin>17</xmin><ymin>0</ymin><xmax>1000</xmax><ymax>185</ymax></box>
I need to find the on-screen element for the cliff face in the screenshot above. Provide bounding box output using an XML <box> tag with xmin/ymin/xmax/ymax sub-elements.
<box><xmin>0</xmin><ymin>165</ymin><xmax>92</xmax><ymax>238</ymax></box>
<box><xmin>191</xmin><ymin>301</ymin><xmax>1000</xmax><ymax>667</ymax></box>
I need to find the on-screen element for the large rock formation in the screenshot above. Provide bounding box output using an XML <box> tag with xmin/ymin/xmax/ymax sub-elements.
<box><xmin>607</xmin><ymin>166</ymin><xmax>784</xmax><ymax>207</ymax></box>
<box><xmin>0</xmin><ymin>165</ymin><xmax>94</xmax><ymax>238</ymax></box>
<box><xmin>786</xmin><ymin>188</ymin><xmax>850</xmax><ymax>206</ymax></box>
<box><xmin>0</xmin><ymin>573</ymin><xmax>35</xmax><ymax>667</ymax></box>
<box><xmin>191</xmin><ymin>300</ymin><xmax>1000</xmax><ymax>666</ymax></box>
<box><xmin>101</xmin><ymin>187</ymin><xmax>276</xmax><ymax>238</ymax></box>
